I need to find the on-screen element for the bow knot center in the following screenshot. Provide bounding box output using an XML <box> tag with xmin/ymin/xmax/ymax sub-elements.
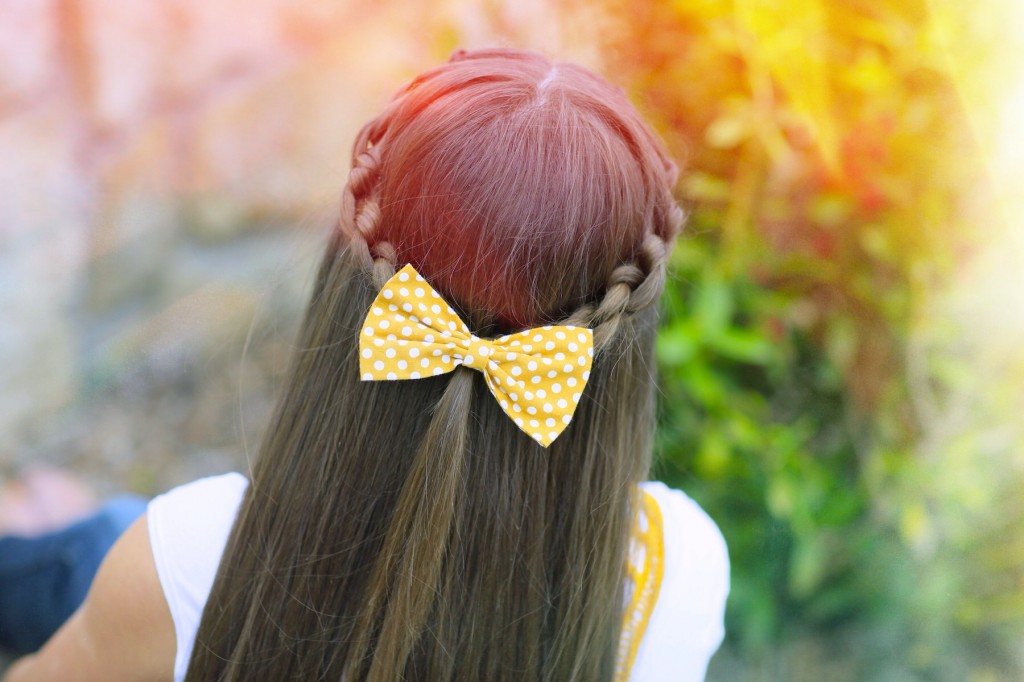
<box><xmin>460</xmin><ymin>335</ymin><xmax>495</xmax><ymax>372</ymax></box>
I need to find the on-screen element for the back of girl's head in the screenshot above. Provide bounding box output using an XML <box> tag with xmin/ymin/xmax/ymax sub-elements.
<box><xmin>345</xmin><ymin>47</ymin><xmax>682</xmax><ymax>335</ymax></box>
<box><xmin>187</xmin><ymin>47</ymin><xmax>685</xmax><ymax>682</ymax></box>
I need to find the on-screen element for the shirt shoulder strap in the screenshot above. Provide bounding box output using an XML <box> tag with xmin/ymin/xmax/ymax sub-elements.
<box><xmin>614</xmin><ymin>488</ymin><xmax>665</xmax><ymax>681</ymax></box>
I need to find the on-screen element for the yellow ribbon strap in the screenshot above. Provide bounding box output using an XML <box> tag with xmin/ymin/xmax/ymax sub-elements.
<box><xmin>615</xmin><ymin>490</ymin><xmax>665</xmax><ymax>681</ymax></box>
<box><xmin>359</xmin><ymin>264</ymin><xmax>593</xmax><ymax>447</ymax></box>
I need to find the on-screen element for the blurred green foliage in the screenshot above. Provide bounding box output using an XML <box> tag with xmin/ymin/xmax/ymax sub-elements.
<box><xmin>590</xmin><ymin>0</ymin><xmax>1024</xmax><ymax>678</ymax></box>
<box><xmin>653</xmin><ymin>231</ymin><xmax>1019</xmax><ymax>679</ymax></box>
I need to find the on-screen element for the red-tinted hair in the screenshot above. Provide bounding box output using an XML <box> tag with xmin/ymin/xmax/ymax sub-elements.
<box><xmin>350</xmin><ymin>48</ymin><xmax>681</xmax><ymax>331</ymax></box>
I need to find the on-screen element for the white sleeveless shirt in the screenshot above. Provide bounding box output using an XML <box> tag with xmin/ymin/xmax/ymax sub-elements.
<box><xmin>147</xmin><ymin>473</ymin><xmax>728</xmax><ymax>681</ymax></box>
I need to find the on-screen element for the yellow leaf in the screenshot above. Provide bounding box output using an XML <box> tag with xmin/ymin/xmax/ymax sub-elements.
<box><xmin>705</xmin><ymin>113</ymin><xmax>750</xmax><ymax>149</ymax></box>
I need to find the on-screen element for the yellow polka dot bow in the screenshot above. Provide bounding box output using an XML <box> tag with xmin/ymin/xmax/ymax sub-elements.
<box><xmin>359</xmin><ymin>264</ymin><xmax>593</xmax><ymax>447</ymax></box>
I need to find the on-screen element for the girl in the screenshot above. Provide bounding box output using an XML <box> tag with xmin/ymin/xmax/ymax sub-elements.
<box><xmin>4</xmin><ymin>47</ymin><xmax>728</xmax><ymax>681</ymax></box>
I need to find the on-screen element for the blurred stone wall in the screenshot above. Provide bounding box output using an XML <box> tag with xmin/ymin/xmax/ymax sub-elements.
<box><xmin>0</xmin><ymin>0</ymin><xmax>600</xmax><ymax>492</ymax></box>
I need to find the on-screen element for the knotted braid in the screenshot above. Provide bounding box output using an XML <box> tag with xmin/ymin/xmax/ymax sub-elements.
<box><xmin>565</xmin><ymin>193</ymin><xmax>684</xmax><ymax>353</ymax></box>
<box><xmin>339</xmin><ymin>118</ymin><xmax>398</xmax><ymax>290</ymax></box>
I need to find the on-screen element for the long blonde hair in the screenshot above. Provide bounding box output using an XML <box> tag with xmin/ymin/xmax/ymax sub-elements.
<box><xmin>186</xmin><ymin>47</ymin><xmax>683</xmax><ymax>681</ymax></box>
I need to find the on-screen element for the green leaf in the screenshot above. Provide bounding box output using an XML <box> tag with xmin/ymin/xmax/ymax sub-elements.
<box><xmin>790</xmin><ymin>533</ymin><xmax>830</xmax><ymax>598</ymax></box>
<box><xmin>695</xmin><ymin>278</ymin><xmax>734</xmax><ymax>336</ymax></box>
<box><xmin>708</xmin><ymin>328</ymin><xmax>776</xmax><ymax>365</ymax></box>
<box><xmin>655</xmin><ymin>322</ymin><xmax>699</xmax><ymax>367</ymax></box>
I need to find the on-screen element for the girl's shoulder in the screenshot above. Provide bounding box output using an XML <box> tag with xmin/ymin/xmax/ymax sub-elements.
<box><xmin>147</xmin><ymin>472</ymin><xmax>249</xmax><ymax>681</ymax></box>
<box><xmin>147</xmin><ymin>472</ymin><xmax>249</xmax><ymax>585</ymax></box>
<box><xmin>632</xmin><ymin>481</ymin><xmax>729</xmax><ymax>681</ymax></box>
<box><xmin>149</xmin><ymin>471</ymin><xmax>249</xmax><ymax>512</ymax></box>
<box><xmin>637</xmin><ymin>480</ymin><xmax>729</xmax><ymax>569</ymax></box>
<box><xmin>146</xmin><ymin>474</ymin><xmax>728</xmax><ymax>681</ymax></box>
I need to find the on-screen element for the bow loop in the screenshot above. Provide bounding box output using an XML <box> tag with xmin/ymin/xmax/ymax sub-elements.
<box><xmin>359</xmin><ymin>265</ymin><xmax>593</xmax><ymax>447</ymax></box>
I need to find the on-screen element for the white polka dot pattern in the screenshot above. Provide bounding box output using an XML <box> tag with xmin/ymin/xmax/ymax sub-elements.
<box><xmin>359</xmin><ymin>264</ymin><xmax>594</xmax><ymax>447</ymax></box>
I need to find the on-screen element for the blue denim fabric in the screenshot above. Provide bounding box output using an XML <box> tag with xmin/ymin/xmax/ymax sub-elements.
<box><xmin>0</xmin><ymin>495</ymin><xmax>148</xmax><ymax>654</ymax></box>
